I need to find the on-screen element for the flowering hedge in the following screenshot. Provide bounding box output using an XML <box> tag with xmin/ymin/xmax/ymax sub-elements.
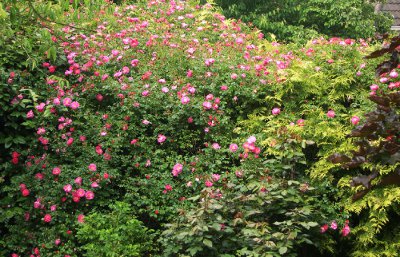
<box><xmin>1</xmin><ymin>0</ymin><xmax>397</xmax><ymax>256</ymax></box>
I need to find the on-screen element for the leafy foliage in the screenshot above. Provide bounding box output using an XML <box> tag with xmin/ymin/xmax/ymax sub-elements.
<box><xmin>214</xmin><ymin>0</ymin><xmax>392</xmax><ymax>43</ymax></box>
<box><xmin>76</xmin><ymin>201</ymin><xmax>155</xmax><ymax>257</ymax></box>
<box><xmin>0</xmin><ymin>0</ymin><xmax>398</xmax><ymax>256</ymax></box>
<box><xmin>326</xmin><ymin>38</ymin><xmax>400</xmax><ymax>256</ymax></box>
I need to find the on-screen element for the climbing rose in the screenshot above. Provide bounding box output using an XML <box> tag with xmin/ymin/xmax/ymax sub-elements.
<box><xmin>212</xmin><ymin>174</ymin><xmax>220</xmax><ymax>182</ymax></box>
<box><xmin>351</xmin><ymin>116</ymin><xmax>360</xmax><ymax>125</ymax></box>
<box><xmin>63</xmin><ymin>184</ymin><xmax>72</xmax><ymax>193</ymax></box>
<box><xmin>88</xmin><ymin>163</ymin><xmax>97</xmax><ymax>171</ymax></box>
<box><xmin>77</xmin><ymin>214</ymin><xmax>85</xmax><ymax>223</ymax></box>
<box><xmin>85</xmin><ymin>191</ymin><xmax>94</xmax><ymax>200</ymax></box>
<box><xmin>70</xmin><ymin>101</ymin><xmax>80</xmax><ymax>109</ymax></box>
<box><xmin>320</xmin><ymin>224</ymin><xmax>328</xmax><ymax>233</ymax></box>
<box><xmin>27</xmin><ymin>110</ymin><xmax>34</xmax><ymax>119</ymax></box>
<box><xmin>205</xmin><ymin>180</ymin><xmax>213</xmax><ymax>187</ymax></box>
<box><xmin>247</xmin><ymin>136</ymin><xmax>256</xmax><ymax>144</ymax></box>
<box><xmin>330</xmin><ymin>221</ymin><xmax>337</xmax><ymax>230</ymax></box>
<box><xmin>181</xmin><ymin>96</ymin><xmax>190</xmax><ymax>104</ymax></box>
<box><xmin>157</xmin><ymin>134</ymin><xmax>166</xmax><ymax>143</ymax></box>
<box><xmin>229</xmin><ymin>143</ymin><xmax>238</xmax><ymax>152</ymax></box>
<box><xmin>172</xmin><ymin>163</ymin><xmax>183</xmax><ymax>177</ymax></box>
<box><xmin>271</xmin><ymin>108</ymin><xmax>280</xmax><ymax>115</ymax></box>
<box><xmin>21</xmin><ymin>189</ymin><xmax>30</xmax><ymax>197</ymax></box>
<box><xmin>63</xmin><ymin>98</ymin><xmax>72</xmax><ymax>107</ymax></box>
<box><xmin>342</xmin><ymin>224</ymin><xmax>350</xmax><ymax>236</ymax></box>
<box><xmin>52</xmin><ymin>167</ymin><xmax>61</xmax><ymax>175</ymax></box>
<box><xmin>43</xmin><ymin>214</ymin><xmax>52</xmax><ymax>223</ymax></box>
<box><xmin>327</xmin><ymin>110</ymin><xmax>335</xmax><ymax>118</ymax></box>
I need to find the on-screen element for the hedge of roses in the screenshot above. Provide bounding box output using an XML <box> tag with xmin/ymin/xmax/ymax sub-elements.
<box><xmin>1</xmin><ymin>0</ymin><xmax>398</xmax><ymax>256</ymax></box>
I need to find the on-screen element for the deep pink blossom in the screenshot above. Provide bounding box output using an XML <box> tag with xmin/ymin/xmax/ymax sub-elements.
<box><xmin>205</xmin><ymin>180</ymin><xmax>213</xmax><ymax>187</ymax></box>
<box><xmin>66</xmin><ymin>137</ymin><xmax>74</xmax><ymax>146</ymax></box>
<box><xmin>22</xmin><ymin>188</ymin><xmax>30</xmax><ymax>197</ymax></box>
<box><xmin>342</xmin><ymin>224</ymin><xmax>350</xmax><ymax>236</ymax></box>
<box><xmin>43</xmin><ymin>214</ymin><xmax>52</xmax><ymax>223</ymax></box>
<box><xmin>76</xmin><ymin>188</ymin><xmax>86</xmax><ymax>198</ymax></box>
<box><xmin>52</xmin><ymin>167</ymin><xmax>61</xmax><ymax>175</ymax></box>
<box><xmin>351</xmin><ymin>116</ymin><xmax>360</xmax><ymax>125</ymax></box>
<box><xmin>37</xmin><ymin>127</ymin><xmax>46</xmax><ymax>135</ymax></box>
<box><xmin>320</xmin><ymin>224</ymin><xmax>328</xmax><ymax>233</ymax></box>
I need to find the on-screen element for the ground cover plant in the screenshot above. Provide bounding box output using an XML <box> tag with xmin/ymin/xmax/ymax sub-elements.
<box><xmin>1</xmin><ymin>0</ymin><xmax>399</xmax><ymax>256</ymax></box>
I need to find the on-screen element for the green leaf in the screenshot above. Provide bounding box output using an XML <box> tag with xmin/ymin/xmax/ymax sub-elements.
<box><xmin>307</xmin><ymin>222</ymin><xmax>319</xmax><ymax>227</ymax></box>
<box><xmin>203</xmin><ymin>239</ymin><xmax>213</xmax><ymax>248</ymax></box>
<box><xmin>279</xmin><ymin>246</ymin><xmax>288</xmax><ymax>255</ymax></box>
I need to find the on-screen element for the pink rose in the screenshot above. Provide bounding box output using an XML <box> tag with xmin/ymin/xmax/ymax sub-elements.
<box><xmin>75</xmin><ymin>177</ymin><xmax>82</xmax><ymax>185</ymax></box>
<box><xmin>43</xmin><ymin>214</ymin><xmax>52</xmax><ymax>223</ymax></box>
<box><xmin>341</xmin><ymin>224</ymin><xmax>350</xmax><ymax>236</ymax></box>
<box><xmin>212</xmin><ymin>174</ymin><xmax>220</xmax><ymax>182</ymax></box>
<box><xmin>63</xmin><ymin>184</ymin><xmax>72</xmax><ymax>193</ymax></box>
<box><xmin>202</xmin><ymin>101</ymin><xmax>212</xmax><ymax>109</ymax></box>
<box><xmin>229</xmin><ymin>143</ymin><xmax>238</xmax><ymax>152</ymax></box>
<box><xmin>181</xmin><ymin>96</ymin><xmax>190</xmax><ymax>104</ymax></box>
<box><xmin>88</xmin><ymin>163</ymin><xmax>97</xmax><ymax>171</ymax></box>
<box><xmin>77</xmin><ymin>214</ymin><xmax>85</xmax><ymax>223</ymax></box>
<box><xmin>27</xmin><ymin>110</ymin><xmax>35</xmax><ymax>119</ymax></box>
<box><xmin>85</xmin><ymin>190</ymin><xmax>94</xmax><ymax>200</ymax></box>
<box><xmin>327</xmin><ymin>110</ymin><xmax>335</xmax><ymax>118</ymax></box>
<box><xmin>63</xmin><ymin>98</ymin><xmax>72</xmax><ymax>107</ymax></box>
<box><xmin>76</xmin><ymin>188</ymin><xmax>86</xmax><ymax>198</ymax></box>
<box><xmin>172</xmin><ymin>163</ymin><xmax>183</xmax><ymax>177</ymax></box>
<box><xmin>205</xmin><ymin>180</ymin><xmax>213</xmax><ymax>187</ymax></box>
<box><xmin>52</xmin><ymin>167</ymin><xmax>61</xmax><ymax>175</ymax></box>
<box><xmin>157</xmin><ymin>134</ymin><xmax>166</xmax><ymax>143</ymax></box>
<box><xmin>22</xmin><ymin>188</ymin><xmax>30</xmax><ymax>197</ymax></box>
<box><xmin>247</xmin><ymin>136</ymin><xmax>256</xmax><ymax>144</ymax></box>
<box><xmin>271</xmin><ymin>108</ymin><xmax>280</xmax><ymax>115</ymax></box>
<box><xmin>330</xmin><ymin>221</ymin><xmax>337</xmax><ymax>230</ymax></box>
<box><xmin>351</xmin><ymin>116</ymin><xmax>360</xmax><ymax>125</ymax></box>
<box><xmin>66</xmin><ymin>137</ymin><xmax>74</xmax><ymax>146</ymax></box>
<box><xmin>70</xmin><ymin>101</ymin><xmax>80</xmax><ymax>110</ymax></box>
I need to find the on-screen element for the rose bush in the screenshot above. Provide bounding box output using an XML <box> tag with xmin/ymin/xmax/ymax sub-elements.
<box><xmin>0</xmin><ymin>0</ymin><xmax>393</xmax><ymax>256</ymax></box>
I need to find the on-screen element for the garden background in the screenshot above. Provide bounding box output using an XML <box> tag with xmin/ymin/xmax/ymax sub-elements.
<box><xmin>2</xmin><ymin>0</ymin><xmax>400</xmax><ymax>256</ymax></box>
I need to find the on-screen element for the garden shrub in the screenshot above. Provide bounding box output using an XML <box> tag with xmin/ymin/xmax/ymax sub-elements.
<box><xmin>0</xmin><ymin>0</ymin><xmax>394</xmax><ymax>256</ymax></box>
<box><xmin>76</xmin><ymin>201</ymin><xmax>155</xmax><ymax>257</ymax></box>
<box><xmin>318</xmin><ymin>39</ymin><xmax>400</xmax><ymax>257</ymax></box>
<box><xmin>214</xmin><ymin>0</ymin><xmax>392</xmax><ymax>43</ymax></box>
